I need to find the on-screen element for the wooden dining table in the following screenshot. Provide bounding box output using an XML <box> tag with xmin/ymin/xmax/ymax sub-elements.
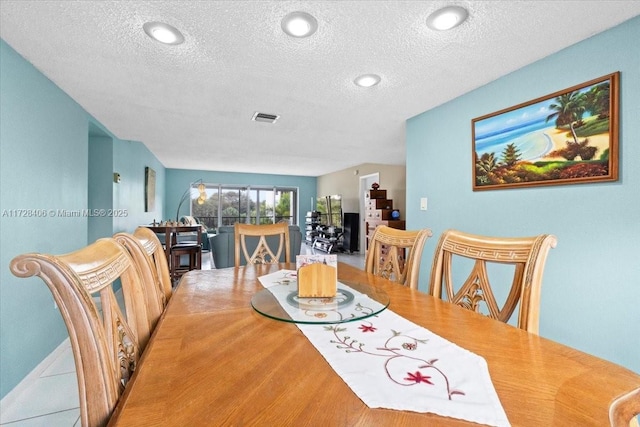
<box><xmin>108</xmin><ymin>263</ymin><xmax>639</xmax><ymax>426</ymax></box>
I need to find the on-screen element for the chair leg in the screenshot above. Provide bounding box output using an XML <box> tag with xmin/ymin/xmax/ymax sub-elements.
<box><xmin>170</xmin><ymin>252</ymin><xmax>180</xmax><ymax>283</ymax></box>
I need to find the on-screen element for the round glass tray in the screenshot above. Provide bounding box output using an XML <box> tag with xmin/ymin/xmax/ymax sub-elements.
<box><xmin>251</xmin><ymin>281</ymin><xmax>389</xmax><ymax>325</ymax></box>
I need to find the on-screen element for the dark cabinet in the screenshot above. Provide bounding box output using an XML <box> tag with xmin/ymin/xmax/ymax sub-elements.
<box><xmin>342</xmin><ymin>212</ymin><xmax>359</xmax><ymax>253</ymax></box>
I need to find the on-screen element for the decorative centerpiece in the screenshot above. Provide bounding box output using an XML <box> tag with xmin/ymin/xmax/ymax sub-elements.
<box><xmin>371</xmin><ymin>182</ymin><xmax>380</xmax><ymax>190</ymax></box>
<box><xmin>296</xmin><ymin>254</ymin><xmax>337</xmax><ymax>297</ymax></box>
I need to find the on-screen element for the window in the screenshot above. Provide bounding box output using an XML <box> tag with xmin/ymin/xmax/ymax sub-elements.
<box><xmin>190</xmin><ymin>184</ymin><xmax>298</xmax><ymax>229</ymax></box>
<box><xmin>220</xmin><ymin>187</ymin><xmax>249</xmax><ymax>226</ymax></box>
<box><xmin>315</xmin><ymin>195</ymin><xmax>342</xmax><ymax>227</ymax></box>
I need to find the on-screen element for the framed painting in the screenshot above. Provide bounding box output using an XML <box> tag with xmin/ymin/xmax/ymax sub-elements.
<box><xmin>145</xmin><ymin>167</ymin><xmax>156</xmax><ymax>212</ymax></box>
<box><xmin>472</xmin><ymin>72</ymin><xmax>619</xmax><ymax>191</ymax></box>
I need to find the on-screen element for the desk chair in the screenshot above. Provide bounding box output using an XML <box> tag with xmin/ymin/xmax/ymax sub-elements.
<box><xmin>428</xmin><ymin>229</ymin><xmax>557</xmax><ymax>334</ymax></box>
<box><xmin>114</xmin><ymin>227</ymin><xmax>171</xmax><ymax>337</ymax></box>
<box><xmin>10</xmin><ymin>238</ymin><xmax>146</xmax><ymax>427</ymax></box>
<box><xmin>234</xmin><ymin>223</ymin><xmax>290</xmax><ymax>267</ymax></box>
<box><xmin>364</xmin><ymin>225</ymin><xmax>432</xmax><ymax>289</ymax></box>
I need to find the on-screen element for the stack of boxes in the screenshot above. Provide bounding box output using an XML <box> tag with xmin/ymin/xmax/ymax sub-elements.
<box><xmin>365</xmin><ymin>188</ymin><xmax>405</xmax><ymax>250</ymax></box>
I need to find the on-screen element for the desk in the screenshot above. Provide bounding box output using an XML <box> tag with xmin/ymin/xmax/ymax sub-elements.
<box><xmin>109</xmin><ymin>263</ymin><xmax>639</xmax><ymax>426</ymax></box>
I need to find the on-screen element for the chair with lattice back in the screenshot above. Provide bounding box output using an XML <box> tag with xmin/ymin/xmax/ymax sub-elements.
<box><xmin>364</xmin><ymin>225</ymin><xmax>432</xmax><ymax>289</ymax></box>
<box><xmin>234</xmin><ymin>223</ymin><xmax>290</xmax><ymax>267</ymax></box>
<box><xmin>428</xmin><ymin>229</ymin><xmax>557</xmax><ymax>334</ymax></box>
<box><xmin>10</xmin><ymin>238</ymin><xmax>147</xmax><ymax>427</ymax></box>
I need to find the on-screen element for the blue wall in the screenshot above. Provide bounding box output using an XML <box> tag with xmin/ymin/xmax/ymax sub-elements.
<box><xmin>406</xmin><ymin>17</ymin><xmax>640</xmax><ymax>373</ymax></box>
<box><xmin>0</xmin><ymin>39</ymin><xmax>88</xmax><ymax>399</ymax></box>
<box><xmin>166</xmin><ymin>169</ymin><xmax>317</xmax><ymax>227</ymax></box>
<box><xmin>113</xmin><ymin>139</ymin><xmax>166</xmax><ymax>232</ymax></box>
<box><xmin>0</xmin><ymin>40</ymin><xmax>167</xmax><ymax>397</ymax></box>
<box><xmin>0</xmin><ymin>38</ymin><xmax>316</xmax><ymax>398</ymax></box>
<box><xmin>88</xmin><ymin>133</ymin><xmax>114</xmax><ymax>242</ymax></box>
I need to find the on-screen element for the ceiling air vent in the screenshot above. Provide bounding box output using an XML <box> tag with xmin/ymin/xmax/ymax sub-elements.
<box><xmin>252</xmin><ymin>112</ymin><xmax>279</xmax><ymax>124</ymax></box>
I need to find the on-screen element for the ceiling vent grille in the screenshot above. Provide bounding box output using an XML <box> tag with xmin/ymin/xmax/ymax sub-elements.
<box><xmin>252</xmin><ymin>112</ymin><xmax>279</xmax><ymax>123</ymax></box>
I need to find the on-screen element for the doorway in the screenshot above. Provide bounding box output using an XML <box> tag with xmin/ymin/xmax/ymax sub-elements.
<box><xmin>358</xmin><ymin>172</ymin><xmax>379</xmax><ymax>254</ymax></box>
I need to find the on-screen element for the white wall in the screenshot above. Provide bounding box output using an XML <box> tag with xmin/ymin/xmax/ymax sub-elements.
<box><xmin>318</xmin><ymin>163</ymin><xmax>406</xmax><ymax>213</ymax></box>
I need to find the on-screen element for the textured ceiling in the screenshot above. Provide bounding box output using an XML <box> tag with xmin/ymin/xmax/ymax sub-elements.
<box><xmin>1</xmin><ymin>1</ymin><xmax>639</xmax><ymax>176</ymax></box>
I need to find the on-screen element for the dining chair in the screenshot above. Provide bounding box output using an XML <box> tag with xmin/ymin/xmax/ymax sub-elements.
<box><xmin>114</xmin><ymin>227</ymin><xmax>171</xmax><ymax>334</ymax></box>
<box><xmin>132</xmin><ymin>226</ymin><xmax>172</xmax><ymax>303</ymax></box>
<box><xmin>234</xmin><ymin>222</ymin><xmax>290</xmax><ymax>267</ymax></box>
<box><xmin>428</xmin><ymin>229</ymin><xmax>557</xmax><ymax>334</ymax></box>
<box><xmin>364</xmin><ymin>225</ymin><xmax>432</xmax><ymax>289</ymax></box>
<box><xmin>610</xmin><ymin>387</ymin><xmax>640</xmax><ymax>427</ymax></box>
<box><xmin>10</xmin><ymin>238</ymin><xmax>146</xmax><ymax>427</ymax></box>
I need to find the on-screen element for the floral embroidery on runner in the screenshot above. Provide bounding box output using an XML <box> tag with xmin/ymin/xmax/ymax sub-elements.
<box><xmin>257</xmin><ymin>269</ymin><xmax>510</xmax><ymax>426</ymax></box>
<box><xmin>327</xmin><ymin>322</ymin><xmax>466</xmax><ymax>400</ymax></box>
<box><xmin>305</xmin><ymin>303</ymin><xmax>373</xmax><ymax>320</ymax></box>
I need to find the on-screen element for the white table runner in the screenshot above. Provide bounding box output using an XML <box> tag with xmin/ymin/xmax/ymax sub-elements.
<box><xmin>258</xmin><ymin>270</ymin><xmax>510</xmax><ymax>427</ymax></box>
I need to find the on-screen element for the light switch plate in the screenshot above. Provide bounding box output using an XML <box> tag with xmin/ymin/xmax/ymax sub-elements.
<box><xmin>420</xmin><ymin>197</ymin><xmax>428</xmax><ymax>211</ymax></box>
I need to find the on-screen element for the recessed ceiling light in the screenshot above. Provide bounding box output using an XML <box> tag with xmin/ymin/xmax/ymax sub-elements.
<box><xmin>143</xmin><ymin>22</ymin><xmax>185</xmax><ymax>45</ymax></box>
<box><xmin>281</xmin><ymin>11</ymin><xmax>318</xmax><ymax>38</ymax></box>
<box><xmin>426</xmin><ymin>6</ymin><xmax>468</xmax><ymax>31</ymax></box>
<box><xmin>354</xmin><ymin>74</ymin><xmax>381</xmax><ymax>88</ymax></box>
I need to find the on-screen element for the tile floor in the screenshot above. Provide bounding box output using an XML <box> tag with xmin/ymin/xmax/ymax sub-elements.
<box><xmin>0</xmin><ymin>339</ymin><xmax>80</xmax><ymax>426</ymax></box>
<box><xmin>0</xmin><ymin>246</ymin><xmax>364</xmax><ymax>426</ymax></box>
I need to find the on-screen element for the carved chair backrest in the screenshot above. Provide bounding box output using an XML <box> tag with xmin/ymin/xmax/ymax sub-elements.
<box><xmin>364</xmin><ymin>225</ymin><xmax>432</xmax><ymax>289</ymax></box>
<box><xmin>10</xmin><ymin>238</ymin><xmax>145</xmax><ymax>427</ymax></box>
<box><xmin>132</xmin><ymin>226</ymin><xmax>172</xmax><ymax>303</ymax></box>
<box><xmin>114</xmin><ymin>228</ymin><xmax>170</xmax><ymax>339</ymax></box>
<box><xmin>234</xmin><ymin>223</ymin><xmax>290</xmax><ymax>267</ymax></box>
<box><xmin>609</xmin><ymin>387</ymin><xmax>640</xmax><ymax>427</ymax></box>
<box><xmin>428</xmin><ymin>229</ymin><xmax>557</xmax><ymax>334</ymax></box>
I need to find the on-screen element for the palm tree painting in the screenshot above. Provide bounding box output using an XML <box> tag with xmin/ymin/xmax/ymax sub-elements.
<box><xmin>472</xmin><ymin>72</ymin><xmax>619</xmax><ymax>190</ymax></box>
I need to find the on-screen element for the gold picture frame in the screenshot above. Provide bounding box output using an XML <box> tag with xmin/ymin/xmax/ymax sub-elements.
<box><xmin>472</xmin><ymin>72</ymin><xmax>619</xmax><ymax>191</ymax></box>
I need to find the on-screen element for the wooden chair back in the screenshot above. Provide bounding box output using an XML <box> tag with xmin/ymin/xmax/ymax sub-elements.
<box><xmin>428</xmin><ymin>229</ymin><xmax>557</xmax><ymax>334</ymax></box>
<box><xmin>132</xmin><ymin>226</ymin><xmax>172</xmax><ymax>303</ymax></box>
<box><xmin>234</xmin><ymin>223</ymin><xmax>290</xmax><ymax>267</ymax></box>
<box><xmin>610</xmin><ymin>387</ymin><xmax>640</xmax><ymax>427</ymax></box>
<box><xmin>364</xmin><ymin>225</ymin><xmax>432</xmax><ymax>289</ymax></box>
<box><xmin>114</xmin><ymin>227</ymin><xmax>171</xmax><ymax>335</ymax></box>
<box><xmin>10</xmin><ymin>238</ymin><xmax>145</xmax><ymax>427</ymax></box>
